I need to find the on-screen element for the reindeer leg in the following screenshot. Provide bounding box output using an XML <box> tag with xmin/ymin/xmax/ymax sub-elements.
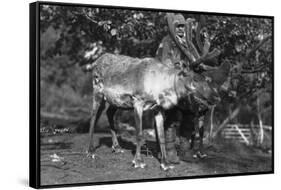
<box><xmin>191</xmin><ymin>116</ymin><xmax>200</xmax><ymax>159</ymax></box>
<box><xmin>190</xmin><ymin>123</ymin><xmax>196</xmax><ymax>150</ymax></box>
<box><xmin>106</xmin><ymin>105</ymin><xmax>124</xmax><ymax>153</ymax></box>
<box><xmin>87</xmin><ymin>93</ymin><xmax>106</xmax><ymax>159</ymax></box>
<box><xmin>193</xmin><ymin>116</ymin><xmax>207</xmax><ymax>159</ymax></box>
<box><xmin>132</xmin><ymin>101</ymin><xmax>146</xmax><ymax>168</ymax></box>
<box><xmin>155</xmin><ymin>111</ymin><xmax>174</xmax><ymax>171</ymax></box>
<box><xmin>197</xmin><ymin>116</ymin><xmax>207</xmax><ymax>158</ymax></box>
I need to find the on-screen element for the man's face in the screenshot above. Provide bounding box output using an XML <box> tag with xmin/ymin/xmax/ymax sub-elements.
<box><xmin>175</xmin><ymin>24</ymin><xmax>185</xmax><ymax>38</ymax></box>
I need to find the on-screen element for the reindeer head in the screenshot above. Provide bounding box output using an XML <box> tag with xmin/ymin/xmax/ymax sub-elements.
<box><xmin>177</xmin><ymin>71</ymin><xmax>221</xmax><ymax>108</ymax></box>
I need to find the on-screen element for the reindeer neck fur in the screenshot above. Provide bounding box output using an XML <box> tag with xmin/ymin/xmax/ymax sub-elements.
<box><xmin>142</xmin><ymin>65</ymin><xmax>182</xmax><ymax>110</ymax></box>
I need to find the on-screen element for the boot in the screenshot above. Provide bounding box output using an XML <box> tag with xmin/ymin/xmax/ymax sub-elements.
<box><xmin>165</xmin><ymin>127</ymin><xmax>180</xmax><ymax>164</ymax></box>
<box><xmin>178</xmin><ymin>137</ymin><xmax>194</xmax><ymax>162</ymax></box>
<box><xmin>178</xmin><ymin>114</ymin><xmax>195</xmax><ymax>162</ymax></box>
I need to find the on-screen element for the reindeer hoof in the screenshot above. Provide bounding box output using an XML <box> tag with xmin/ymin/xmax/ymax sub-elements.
<box><xmin>132</xmin><ymin>159</ymin><xmax>146</xmax><ymax>168</ymax></box>
<box><xmin>160</xmin><ymin>163</ymin><xmax>175</xmax><ymax>171</ymax></box>
<box><xmin>198</xmin><ymin>152</ymin><xmax>207</xmax><ymax>158</ymax></box>
<box><xmin>112</xmin><ymin>146</ymin><xmax>124</xmax><ymax>153</ymax></box>
<box><xmin>86</xmin><ymin>151</ymin><xmax>96</xmax><ymax>159</ymax></box>
<box><xmin>193</xmin><ymin>151</ymin><xmax>207</xmax><ymax>159</ymax></box>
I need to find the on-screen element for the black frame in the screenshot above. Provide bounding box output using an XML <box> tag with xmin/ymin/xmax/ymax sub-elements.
<box><xmin>30</xmin><ymin>1</ymin><xmax>274</xmax><ymax>188</ymax></box>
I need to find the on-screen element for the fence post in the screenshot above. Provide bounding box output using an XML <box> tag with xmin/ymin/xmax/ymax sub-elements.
<box><xmin>257</xmin><ymin>97</ymin><xmax>264</xmax><ymax>145</ymax></box>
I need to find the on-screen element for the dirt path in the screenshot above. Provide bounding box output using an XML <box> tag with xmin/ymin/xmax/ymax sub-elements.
<box><xmin>40</xmin><ymin>133</ymin><xmax>272</xmax><ymax>186</ymax></box>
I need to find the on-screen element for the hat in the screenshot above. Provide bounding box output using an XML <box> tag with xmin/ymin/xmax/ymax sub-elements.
<box><xmin>173</xmin><ymin>14</ymin><xmax>185</xmax><ymax>26</ymax></box>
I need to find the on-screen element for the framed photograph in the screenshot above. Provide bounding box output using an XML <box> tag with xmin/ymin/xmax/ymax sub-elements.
<box><xmin>30</xmin><ymin>1</ymin><xmax>274</xmax><ymax>188</ymax></box>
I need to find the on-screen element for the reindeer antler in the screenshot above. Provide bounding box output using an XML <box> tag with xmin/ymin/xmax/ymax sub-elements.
<box><xmin>195</xmin><ymin>15</ymin><xmax>206</xmax><ymax>53</ymax></box>
<box><xmin>184</xmin><ymin>15</ymin><xmax>221</xmax><ymax>69</ymax></box>
<box><xmin>185</xmin><ymin>18</ymin><xmax>200</xmax><ymax>60</ymax></box>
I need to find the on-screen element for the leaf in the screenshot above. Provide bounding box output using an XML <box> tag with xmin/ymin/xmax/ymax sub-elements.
<box><xmin>98</xmin><ymin>21</ymin><xmax>103</xmax><ymax>26</ymax></box>
<box><xmin>110</xmin><ymin>28</ymin><xmax>117</xmax><ymax>36</ymax></box>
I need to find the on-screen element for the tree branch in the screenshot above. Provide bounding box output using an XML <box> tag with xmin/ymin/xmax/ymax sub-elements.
<box><xmin>212</xmin><ymin>106</ymin><xmax>241</xmax><ymax>138</ymax></box>
<box><xmin>128</xmin><ymin>37</ymin><xmax>154</xmax><ymax>45</ymax></box>
<box><xmin>241</xmin><ymin>64</ymin><xmax>268</xmax><ymax>73</ymax></box>
<box><xmin>246</xmin><ymin>34</ymin><xmax>272</xmax><ymax>58</ymax></box>
<box><xmin>82</xmin><ymin>9</ymin><xmax>98</xmax><ymax>24</ymax></box>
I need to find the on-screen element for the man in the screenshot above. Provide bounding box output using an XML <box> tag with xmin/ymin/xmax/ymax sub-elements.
<box><xmin>155</xmin><ymin>13</ymin><xmax>199</xmax><ymax>164</ymax></box>
<box><xmin>156</xmin><ymin>13</ymin><xmax>190</xmax><ymax>70</ymax></box>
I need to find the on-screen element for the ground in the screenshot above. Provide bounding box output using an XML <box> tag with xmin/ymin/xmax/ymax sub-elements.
<box><xmin>40</xmin><ymin>131</ymin><xmax>272</xmax><ymax>186</ymax></box>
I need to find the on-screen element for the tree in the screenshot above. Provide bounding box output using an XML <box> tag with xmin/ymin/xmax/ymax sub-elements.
<box><xmin>39</xmin><ymin>4</ymin><xmax>273</xmax><ymax>130</ymax></box>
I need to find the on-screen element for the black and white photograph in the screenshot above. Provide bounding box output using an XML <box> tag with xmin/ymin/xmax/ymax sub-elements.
<box><xmin>30</xmin><ymin>1</ymin><xmax>273</xmax><ymax>188</ymax></box>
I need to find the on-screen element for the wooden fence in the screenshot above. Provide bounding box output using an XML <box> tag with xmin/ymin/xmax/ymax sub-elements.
<box><xmin>221</xmin><ymin>124</ymin><xmax>272</xmax><ymax>145</ymax></box>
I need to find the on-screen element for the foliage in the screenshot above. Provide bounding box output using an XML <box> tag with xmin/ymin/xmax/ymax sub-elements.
<box><xmin>40</xmin><ymin>4</ymin><xmax>273</xmax><ymax>125</ymax></box>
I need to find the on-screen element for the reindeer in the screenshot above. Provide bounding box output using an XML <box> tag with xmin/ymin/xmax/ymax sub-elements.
<box><xmin>85</xmin><ymin>15</ymin><xmax>232</xmax><ymax>169</ymax></box>
<box><xmin>86</xmin><ymin>52</ymin><xmax>223</xmax><ymax>170</ymax></box>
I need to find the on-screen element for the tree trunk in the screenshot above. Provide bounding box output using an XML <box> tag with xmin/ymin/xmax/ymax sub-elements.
<box><xmin>257</xmin><ymin>97</ymin><xmax>264</xmax><ymax>145</ymax></box>
<box><xmin>212</xmin><ymin>106</ymin><xmax>240</xmax><ymax>138</ymax></box>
